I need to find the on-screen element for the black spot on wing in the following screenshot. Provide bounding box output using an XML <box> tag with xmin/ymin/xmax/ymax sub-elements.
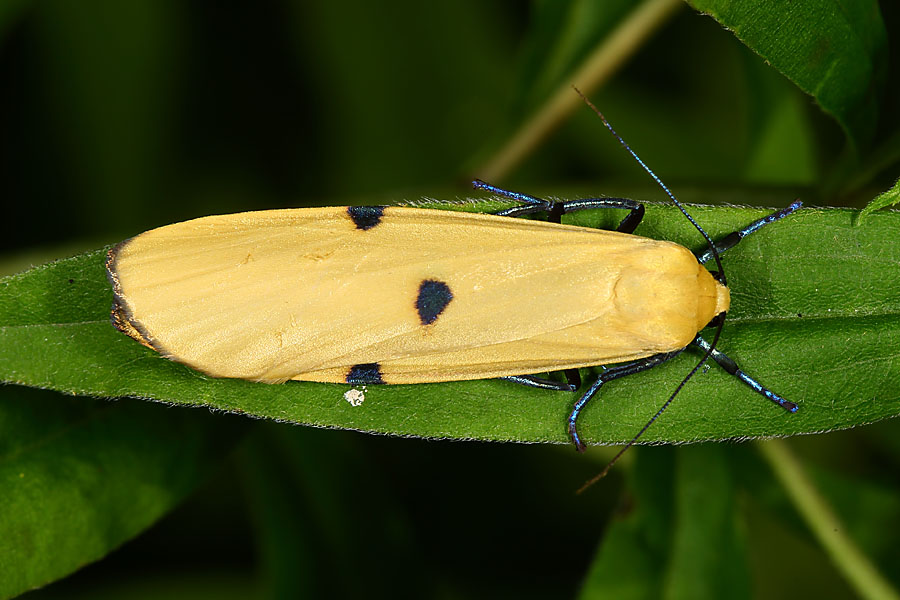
<box><xmin>347</xmin><ymin>363</ymin><xmax>384</xmax><ymax>384</ymax></box>
<box><xmin>347</xmin><ymin>206</ymin><xmax>385</xmax><ymax>230</ymax></box>
<box><xmin>416</xmin><ymin>279</ymin><xmax>453</xmax><ymax>325</ymax></box>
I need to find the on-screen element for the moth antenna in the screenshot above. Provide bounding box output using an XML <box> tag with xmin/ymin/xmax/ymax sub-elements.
<box><xmin>572</xmin><ymin>87</ymin><xmax>727</xmax><ymax>492</ymax></box>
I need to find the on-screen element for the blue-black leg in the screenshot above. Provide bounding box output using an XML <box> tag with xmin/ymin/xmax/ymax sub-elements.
<box><xmin>473</xmin><ymin>179</ymin><xmax>549</xmax><ymax>214</ymax></box>
<box><xmin>563</xmin><ymin>368</ymin><xmax>581</xmax><ymax>389</ymax></box>
<box><xmin>560</xmin><ymin>198</ymin><xmax>644</xmax><ymax>233</ymax></box>
<box><xmin>695</xmin><ymin>201</ymin><xmax>802</xmax><ymax>264</ymax></box>
<box><xmin>502</xmin><ymin>372</ymin><xmax>579</xmax><ymax>392</ymax></box>
<box><xmin>569</xmin><ymin>350</ymin><xmax>684</xmax><ymax>452</ymax></box>
<box><xmin>611</xmin><ymin>201</ymin><xmax>643</xmax><ymax>234</ymax></box>
<box><xmin>473</xmin><ymin>179</ymin><xmax>644</xmax><ymax>233</ymax></box>
<box><xmin>692</xmin><ymin>335</ymin><xmax>797</xmax><ymax>412</ymax></box>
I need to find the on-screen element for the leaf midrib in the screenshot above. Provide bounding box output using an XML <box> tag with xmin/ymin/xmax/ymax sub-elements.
<box><xmin>3</xmin><ymin>304</ymin><xmax>900</xmax><ymax>332</ymax></box>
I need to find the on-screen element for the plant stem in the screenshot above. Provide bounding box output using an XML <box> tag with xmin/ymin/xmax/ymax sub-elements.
<box><xmin>475</xmin><ymin>0</ymin><xmax>683</xmax><ymax>183</ymax></box>
<box><xmin>758</xmin><ymin>439</ymin><xmax>900</xmax><ymax>600</ymax></box>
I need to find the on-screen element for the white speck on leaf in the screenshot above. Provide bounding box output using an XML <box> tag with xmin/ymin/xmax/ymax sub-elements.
<box><xmin>344</xmin><ymin>388</ymin><xmax>366</xmax><ymax>407</ymax></box>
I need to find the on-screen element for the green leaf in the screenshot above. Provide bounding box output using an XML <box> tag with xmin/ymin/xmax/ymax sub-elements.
<box><xmin>1</xmin><ymin>201</ymin><xmax>898</xmax><ymax>448</ymax></box>
<box><xmin>0</xmin><ymin>386</ymin><xmax>243</xmax><ymax>599</ymax></box>
<box><xmin>579</xmin><ymin>446</ymin><xmax>750</xmax><ymax>600</ymax></box>
<box><xmin>859</xmin><ymin>178</ymin><xmax>900</xmax><ymax>222</ymax></box>
<box><xmin>807</xmin><ymin>464</ymin><xmax>900</xmax><ymax>582</ymax></box>
<box><xmin>687</xmin><ymin>0</ymin><xmax>888</xmax><ymax>153</ymax></box>
<box><xmin>512</xmin><ymin>0</ymin><xmax>641</xmax><ymax>116</ymax></box>
<box><xmin>578</xmin><ymin>449</ymin><xmax>675</xmax><ymax>600</ymax></box>
<box><xmin>664</xmin><ymin>447</ymin><xmax>750</xmax><ymax>600</ymax></box>
<box><xmin>237</xmin><ymin>426</ymin><xmax>423</xmax><ymax>599</ymax></box>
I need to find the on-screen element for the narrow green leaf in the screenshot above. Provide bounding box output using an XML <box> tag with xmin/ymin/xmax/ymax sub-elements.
<box><xmin>580</xmin><ymin>447</ymin><xmax>751</xmax><ymax>600</ymax></box>
<box><xmin>0</xmin><ymin>387</ymin><xmax>242</xmax><ymax>599</ymax></box>
<box><xmin>759</xmin><ymin>440</ymin><xmax>900</xmax><ymax>600</ymax></box>
<box><xmin>859</xmin><ymin>178</ymin><xmax>900</xmax><ymax>222</ymax></box>
<box><xmin>475</xmin><ymin>0</ymin><xmax>683</xmax><ymax>182</ymax></box>
<box><xmin>807</xmin><ymin>464</ymin><xmax>900</xmax><ymax>583</ymax></box>
<box><xmin>0</xmin><ymin>202</ymin><xmax>898</xmax><ymax>447</ymax></box>
<box><xmin>664</xmin><ymin>447</ymin><xmax>750</xmax><ymax>600</ymax></box>
<box><xmin>513</xmin><ymin>0</ymin><xmax>650</xmax><ymax>115</ymax></box>
<box><xmin>238</xmin><ymin>426</ymin><xmax>422</xmax><ymax>599</ymax></box>
<box><xmin>687</xmin><ymin>0</ymin><xmax>888</xmax><ymax>153</ymax></box>
<box><xmin>578</xmin><ymin>449</ymin><xmax>675</xmax><ymax>600</ymax></box>
<box><xmin>237</xmin><ymin>433</ymin><xmax>323</xmax><ymax>600</ymax></box>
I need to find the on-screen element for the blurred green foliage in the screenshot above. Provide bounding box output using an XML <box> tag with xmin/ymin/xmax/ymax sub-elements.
<box><xmin>2</xmin><ymin>1</ymin><xmax>900</xmax><ymax>599</ymax></box>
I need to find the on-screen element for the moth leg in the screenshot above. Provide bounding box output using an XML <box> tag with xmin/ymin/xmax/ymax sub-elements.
<box><xmin>503</xmin><ymin>369</ymin><xmax>581</xmax><ymax>392</ymax></box>
<box><xmin>473</xmin><ymin>179</ymin><xmax>644</xmax><ymax>233</ymax></box>
<box><xmin>473</xmin><ymin>178</ymin><xmax>551</xmax><ymax>215</ymax></box>
<box><xmin>695</xmin><ymin>201</ymin><xmax>802</xmax><ymax>264</ymax></box>
<box><xmin>691</xmin><ymin>335</ymin><xmax>797</xmax><ymax>412</ymax></box>
<box><xmin>558</xmin><ymin>197</ymin><xmax>644</xmax><ymax>233</ymax></box>
<box><xmin>569</xmin><ymin>350</ymin><xmax>683</xmax><ymax>452</ymax></box>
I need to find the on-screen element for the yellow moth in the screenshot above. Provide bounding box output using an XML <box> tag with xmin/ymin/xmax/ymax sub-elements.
<box><xmin>106</xmin><ymin>95</ymin><xmax>800</xmax><ymax>469</ymax></box>
<box><xmin>107</xmin><ymin>206</ymin><xmax>726</xmax><ymax>385</ymax></box>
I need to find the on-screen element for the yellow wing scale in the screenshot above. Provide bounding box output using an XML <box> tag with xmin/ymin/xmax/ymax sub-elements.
<box><xmin>108</xmin><ymin>206</ymin><xmax>729</xmax><ymax>384</ymax></box>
